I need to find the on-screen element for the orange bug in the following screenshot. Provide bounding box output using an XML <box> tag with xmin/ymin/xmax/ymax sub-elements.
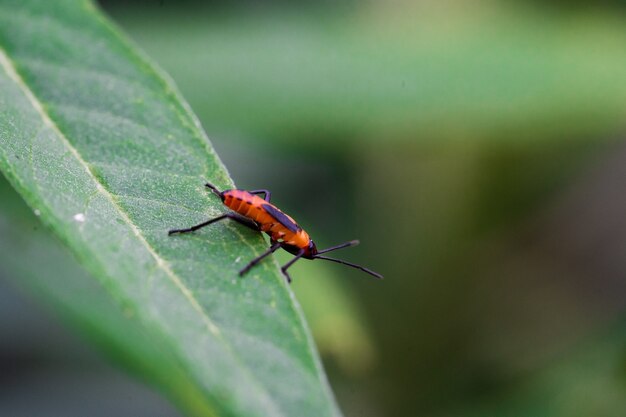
<box><xmin>169</xmin><ymin>183</ymin><xmax>383</xmax><ymax>283</ymax></box>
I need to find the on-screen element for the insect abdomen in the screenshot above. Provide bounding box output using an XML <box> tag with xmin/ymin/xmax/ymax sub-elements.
<box><xmin>222</xmin><ymin>189</ymin><xmax>264</xmax><ymax>219</ymax></box>
<box><xmin>222</xmin><ymin>189</ymin><xmax>310</xmax><ymax>247</ymax></box>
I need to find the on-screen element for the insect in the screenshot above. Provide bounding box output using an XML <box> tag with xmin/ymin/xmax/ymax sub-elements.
<box><xmin>168</xmin><ymin>183</ymin><xmax>383</xmax><ymax>283</ymax></box>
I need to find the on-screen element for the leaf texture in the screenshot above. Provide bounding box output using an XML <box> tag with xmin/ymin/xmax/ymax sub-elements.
<box><xmin>0</xmin><ymin>1</ymin><xmax>341</xmax><ymax>416</ymax></box>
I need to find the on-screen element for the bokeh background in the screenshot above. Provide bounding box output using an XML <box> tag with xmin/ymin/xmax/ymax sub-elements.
<box><xmin>2</xmin><ymin>0</ymin><xmax>626</xmax><ymax>415</ymax></box>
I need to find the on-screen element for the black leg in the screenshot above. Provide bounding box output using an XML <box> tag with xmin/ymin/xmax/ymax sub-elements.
<box><xmin>239</xmin><ymin>242</ymin><xmax>281</xmax><ymax>276</ymax></box>
<box><xmin>280</xmin><ymin>249</ymin><xmax>305</xmax><ymax>283</ymax></box>
<box><xmin>249</xmin><ymin>189</ymin><xmax>271</xmax><ymax>202</ymax></box>
<box><xmin>168</xmin><ymin>213</ymin><xmax>259</xmax><ymax>235</ymax></box>
<box><xmin>205</xmin><ymin>182</ymin><xmax>223</xmax><ymax>198</ymax></box>
<box><xmin>226</xmin><ymin>213</ymin><xmax>261</xmax><ymax>231</ymax></box>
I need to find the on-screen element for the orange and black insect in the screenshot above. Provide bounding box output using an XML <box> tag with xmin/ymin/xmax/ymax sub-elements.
<box><xmin>168</xmin><ymin>183</ymin><xmax>383</xmax><ymax>283</ymax></box>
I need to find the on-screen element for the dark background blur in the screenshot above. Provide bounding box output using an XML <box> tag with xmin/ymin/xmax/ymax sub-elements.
<box><xmin>2</xmin><ymin>0</ymin><xmax>626</xmax><ymax>416</ymax></box>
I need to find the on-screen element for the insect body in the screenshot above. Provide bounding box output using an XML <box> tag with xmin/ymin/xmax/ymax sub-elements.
<box><xmin>168</xmin><ymin>183</ymin><xmax>383</xmax><ymax>282</ymax></box>
<box><xmin>222</xmin><ymin>189</ymin><xmax>312</xmax><ymax>252</ymax></box>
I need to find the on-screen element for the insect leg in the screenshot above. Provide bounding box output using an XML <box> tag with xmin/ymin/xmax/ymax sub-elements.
<box><xmin>168</xmin><ymin>213</ymin><xmax>259</xmax><ymax>235</ymax></box>
<box><xmin>280</xmin><ymin>248</ymin><xmax>306</xmax><ymax>283</ymax></box>
<box><xmin>225</xmin><ymin>213</ymin><xmax>261</xmax><ymax>231</ymax></box>
<box><xmin>239</xmin><ymin>241</ymin><xmax>282</xmax><ymax>276</ymax></box>
<box><xmin>249</xmin><ymin>189</ymin><xmax>271</xmax><ymax>202</ymax></box>
<box><xmin>205</xmin><ymin>182</ymin><xmax>223</xmax><ymax>198</ymax></box>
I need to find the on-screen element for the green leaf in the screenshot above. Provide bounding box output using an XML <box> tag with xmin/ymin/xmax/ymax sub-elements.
<box><xmin>0</xmin><ymin>174</ymin><xmax>212</xmax><ymax>416</ymax></box>
<box><xmin>0</xmin><ymin>1</ymin><xmax>341</xmax><ymax>416</ymax></box>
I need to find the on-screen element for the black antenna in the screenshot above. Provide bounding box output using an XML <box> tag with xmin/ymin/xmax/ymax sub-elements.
<box><xmin>314</xmin><ymin>255</ymin><xmax>383</xmax><ymax>279</ymax></box>
<box><xmin>317</xmin><ymin>239</ymin><xmax>360</xmax><ymax>254</ymax></box>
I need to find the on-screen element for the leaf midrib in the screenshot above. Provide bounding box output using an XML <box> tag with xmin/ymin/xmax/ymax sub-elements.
<box><xmin>0</xmin><ymin>44</ymin><xmax>286</xmax><ymax>415</ymax></box>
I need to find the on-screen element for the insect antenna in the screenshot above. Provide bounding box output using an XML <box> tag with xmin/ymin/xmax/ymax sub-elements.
<box><xmin>316</xmin><ymin>239</ymin><xmax>360</xmax><ymax>254</ymax></box>
<box><xmin>314</xmin><ymin>255</ymin><xmax>384</xmax><ymax>279</ymax></box>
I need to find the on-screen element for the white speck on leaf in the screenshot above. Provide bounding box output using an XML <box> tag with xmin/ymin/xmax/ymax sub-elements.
<box><xmin>34</xmin><ymin>209</ymin><xmax>41</xmax><ymax>216</ymax></box>
<box><xmin>73</xmin><ymin>213</ymin><xmax>86</xmax><ymax>222</ymax></box>
<box><xmin>235</xmin><ymin>256</ymin><xmax>241</xmax><ymax>263</ymax></box>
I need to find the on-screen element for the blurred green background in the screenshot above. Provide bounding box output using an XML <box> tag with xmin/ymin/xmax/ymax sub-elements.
<box><xmin>2</xmin><ymin>0</ymin><xmax>626</xmax><ymax>415</ymax></box>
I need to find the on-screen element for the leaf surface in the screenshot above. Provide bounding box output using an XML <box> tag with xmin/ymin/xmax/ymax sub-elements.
<box><xmin>0</xmin><ymin>1</ymin><xmax>340</xmax><ymax>416</ymax></box>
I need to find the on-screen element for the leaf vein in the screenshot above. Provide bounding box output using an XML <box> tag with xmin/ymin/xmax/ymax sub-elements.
<box><xmin>0</xmin><ymin>46</ymin><xmax>226</xmax><ymax>351</ymax></box>
<box><xmin>0</xmin><ymin>44</ymin><xmax>290</xmax><ymax>415</ymax></box>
